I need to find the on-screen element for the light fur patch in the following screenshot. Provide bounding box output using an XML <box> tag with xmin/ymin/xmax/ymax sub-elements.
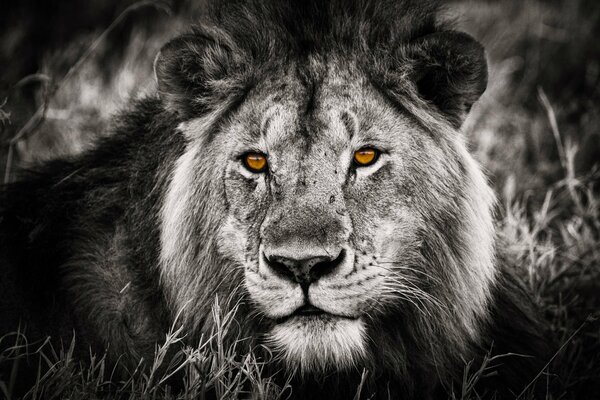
<box><xmin>451</xmin><ymin>140</ymin><xmax>497</xmax><ymax>335</ymax></box>
<box><xmin>159</xmin><ymin>141</ymin><xmax>201</xmax><ymax>316</ymax></box>
<box><xmin>160</xmin><ymin>112</ymin><xmax>231</xmax><ymax>325</ymax></box>
<box><xmin>270</xmin><ymin>317</ymin><xmax>367</xmax><ymax>374</ymax></box>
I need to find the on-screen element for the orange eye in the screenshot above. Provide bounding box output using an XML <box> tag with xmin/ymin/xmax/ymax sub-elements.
<box><xmin>243</xmin><ymin>152</ymin><xmax>268</xmax><ymax>173</ymax></box>
<box><xmin>353</xmin><ymin>148</ymin><xmax>379</xmax><ymax>167</ymax></box>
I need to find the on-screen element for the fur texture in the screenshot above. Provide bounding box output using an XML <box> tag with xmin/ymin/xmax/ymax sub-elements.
<box><xmin>1</xmin><ymin>1</ymin><xmax>552</xmax><ymax>398</ymax></box>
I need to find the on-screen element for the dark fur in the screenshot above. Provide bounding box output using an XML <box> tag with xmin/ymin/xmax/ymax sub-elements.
<box><xmin>1</xmin><ymin>1</ymin><xmax>552</xmax><ymax>398</ymax></box>
<box><xmin>0</xmin><ymin>99</ymin><xmax>182</xmax><ymax>386</ymax></box>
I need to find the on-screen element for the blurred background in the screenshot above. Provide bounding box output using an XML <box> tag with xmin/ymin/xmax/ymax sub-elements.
<box><xmin>0</xmin><ymin>0</ymin><xmax>598</xmax><ymax>397</ymax></box>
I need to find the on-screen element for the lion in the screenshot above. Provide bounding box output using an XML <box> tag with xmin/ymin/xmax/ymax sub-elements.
<box><xmin>1</xmin><ymin>0</ymin><xmax>552</xmax><ymax>398</ymax></box>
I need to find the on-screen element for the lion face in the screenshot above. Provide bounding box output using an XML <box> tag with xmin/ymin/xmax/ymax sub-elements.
<box><xmin>156</xmin><ymin>6</ymin><xmax>494</xmax><ymax>376</ymax></box>
<box><xmin>163</xmin><ymin>62</ymin><xmax>490</xmax><ymax>373</ymax></box>
<box><xmin>218</xmin><ymin>67</ymin><xmax>396</xmax><ymax>371</ymax></box>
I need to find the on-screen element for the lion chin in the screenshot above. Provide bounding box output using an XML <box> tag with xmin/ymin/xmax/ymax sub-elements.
<box><xmin>269</xmin><ymin>314</ymin><xmax>367</xmax><ymax>374</ymax></box>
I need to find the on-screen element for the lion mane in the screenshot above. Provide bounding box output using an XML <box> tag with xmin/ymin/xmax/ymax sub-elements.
<box><xmin>1</xmin><ymin>0</ymin><xmax>552</xmax><ymax>398</ymax></box>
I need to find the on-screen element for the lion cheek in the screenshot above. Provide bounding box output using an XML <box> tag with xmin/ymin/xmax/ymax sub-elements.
<box><xmin>216</xmin><ymin>215</ymin><xmax>257</xmax><ymax>265</ymax></box>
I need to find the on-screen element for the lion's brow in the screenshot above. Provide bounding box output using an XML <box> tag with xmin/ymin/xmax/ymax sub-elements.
<box><xmin>260</xmin><ymin>114</ymin><xmax>272</xmax><ymax>142</ymax></box>
<box><xmin>340</xmin><ymin>110</ymin><xmax>357</xmax><ymax>139</ymax></box>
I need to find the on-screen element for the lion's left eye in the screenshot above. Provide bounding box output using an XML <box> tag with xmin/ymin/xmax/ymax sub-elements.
<box><xmin>243</xmin><ymin>152</ymin><xmax>268</xmax><ymax>173</ymax></box>
<box><xmin>353</xmin><ymin>148</ymin><xmax>380</xmax><ymax>167</ymax></box>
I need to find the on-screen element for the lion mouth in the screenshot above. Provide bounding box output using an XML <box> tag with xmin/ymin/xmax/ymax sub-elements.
<box><xmin>294</xmin><ymin>304</ymin><xmax>326</xmax><ymax>316</ymax></box>
<box><xmin>275</xmin><ymin>303</ymin><xmax>356</xmax><ymax>323</ymax></box>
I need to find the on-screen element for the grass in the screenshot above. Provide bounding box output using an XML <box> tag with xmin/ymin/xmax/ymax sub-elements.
<box><xmin>1</xmin><ymin>302</ymin><xmax>290</xmax><ymax>400</ymax></box>
<box><xmin>1</xmin><ymin>0</ymin><xmax>599</xmax><ymax>398</ymax></box>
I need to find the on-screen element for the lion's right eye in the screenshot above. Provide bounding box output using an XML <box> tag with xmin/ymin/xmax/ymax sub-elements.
<box><xmin>243</xmin><ymin>152</ymin><xmax>268</xmax><ymax>173</ymax></box>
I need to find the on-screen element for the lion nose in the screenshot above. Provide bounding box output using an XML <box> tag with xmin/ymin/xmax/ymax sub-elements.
<box><xmin>264</xmin><ymin>249</ymin><xmax>345</xmax><ymax>290</ymax></box>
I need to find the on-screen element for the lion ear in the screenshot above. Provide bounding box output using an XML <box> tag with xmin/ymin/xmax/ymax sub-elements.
<box><xmin>154</xmin><ymin>31</ymin><xmax>243</xmax><ymax>118</ymax></box>
<box><xmin>407</xmin><ymin>31</ymin><xmax>488</xmax><ymax>128</ymax></box>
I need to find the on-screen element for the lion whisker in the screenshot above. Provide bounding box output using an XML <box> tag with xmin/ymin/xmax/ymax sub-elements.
<box><xmin>379</xmin><ymin>287</ymin><xmax>433</xmax><ymax>318</ymax></box>
<box><xmin>371</xmin><ymin>262</ymin><xmax>441</xmax><ymax>283</ymax></box>
<box><xmin>379</xmin><ymin>279</ymin><xmax>447</xmax><ymax>314</ymax></box>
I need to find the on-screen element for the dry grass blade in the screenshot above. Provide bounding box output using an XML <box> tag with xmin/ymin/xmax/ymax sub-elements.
<box><xmin>537</xmin><ymin>87</ymin><xmax>567</xmax><ymax>171</ymax></box>
<box><xmin>516</xmin><ymin>317</ymin><xmax>592</xmax><ymax>399</ymax></box>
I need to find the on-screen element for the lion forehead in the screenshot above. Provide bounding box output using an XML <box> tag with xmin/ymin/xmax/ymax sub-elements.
<box><xmin>227</xmin><ymin>64</ymin><xmax>408</xmax><ymax>154</ymax></box>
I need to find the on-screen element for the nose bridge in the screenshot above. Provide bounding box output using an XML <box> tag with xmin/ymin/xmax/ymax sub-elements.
<box><xmin>265</xmin><ymin>197</ymin><xmax>344</xmax><ymax>256</ymax></box>
<box><xmin>264</xmin><ymin>158</ymin><xmax>348</xmax><ymax>258</ymax></box>
<box><xmin>276</xmin><ymin>145</ymin><xmax>337</xmax><ymax>197</ymax></box>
